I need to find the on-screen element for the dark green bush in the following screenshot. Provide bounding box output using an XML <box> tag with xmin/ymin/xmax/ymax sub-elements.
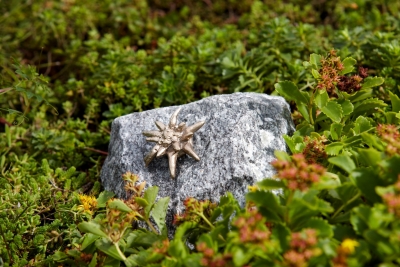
<box><xmin>1</xmin><ymin>0</ymin><xmax>400</xmax><ymax>266</ymax></box>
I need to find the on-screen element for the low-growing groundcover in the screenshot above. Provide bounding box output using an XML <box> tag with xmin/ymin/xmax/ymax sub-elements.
<box><xmin>1</xmin><ymin>0</ymin><xmax>400</xmax><ymax>266</ymax></box>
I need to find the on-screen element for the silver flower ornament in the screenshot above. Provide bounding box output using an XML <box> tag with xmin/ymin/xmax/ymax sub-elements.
<box><xmin>142</xmin><ymin>108</ymin><xmax>205</xmax><ymax>178</ymax></box>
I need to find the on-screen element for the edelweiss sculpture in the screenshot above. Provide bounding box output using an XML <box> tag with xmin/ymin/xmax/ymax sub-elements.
<box><xmin>142</xmin><ymin>108</ymin><xmax>205</xmax><ymax>178</ymax></box>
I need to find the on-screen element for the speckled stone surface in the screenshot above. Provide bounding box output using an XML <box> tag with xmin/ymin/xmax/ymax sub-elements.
<box><xmin>101</xmin><ymin>92</ymin><xmax>295</xmax><ymax>231</ymax></box>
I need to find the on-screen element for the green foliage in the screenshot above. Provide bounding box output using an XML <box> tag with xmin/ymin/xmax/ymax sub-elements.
<box><xmin>2</xmin><ymin>0</ymin><xmax>400</xmax><ymax>266</ymax></box>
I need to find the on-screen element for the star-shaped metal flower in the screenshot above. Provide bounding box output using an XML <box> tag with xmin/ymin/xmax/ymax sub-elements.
<box><xmin>142</xmin><ymin>108</ymin><xmax>205</xmax><ymax>178</ymax></box>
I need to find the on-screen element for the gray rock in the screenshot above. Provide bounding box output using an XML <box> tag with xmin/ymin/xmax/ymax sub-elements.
<box><xmin>101</xmin><ymin>92</ymin><xmax>295</xmax><ymax>231</ymax></box>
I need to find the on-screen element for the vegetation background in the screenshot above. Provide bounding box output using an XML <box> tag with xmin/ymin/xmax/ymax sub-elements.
<box><xmin>1</xmin><ymin>0</ymin><xmax>400</xmax><ymax>266</ymax></box>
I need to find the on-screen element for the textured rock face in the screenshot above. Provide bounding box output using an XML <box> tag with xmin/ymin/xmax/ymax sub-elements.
<box><xmin>101</xmin><ymin>92</ymin><xmax>295</xmax><ymax>229</ymax></box>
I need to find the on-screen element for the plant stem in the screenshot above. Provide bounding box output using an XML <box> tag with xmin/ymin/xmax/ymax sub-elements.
<box><xmin>84</xmin><ymin>147</ymin><xmax>108</xmax><ymax>155</ymax></box>
<box><xmin>331</xmin><ymin>192</ymin><xmax>361</xmax><ymax>219</ymax></box>
<box><xmin>308</xmin><ymin>88</ymin><xmax>316</xmax><ymax>126</ymax></box>
<box><xmin>299</xmin><ymin>82</ymin><xmax>315</xmax><ymax>91</ymax></box>
<box><xmin>194</xmin><ymin>212</ymin><xmax>226</xmax><ymax>241</ymax></box>
<box><xmin>113</xmin><ymin>242</ymin><xmax>127</xmax><ymax>261</ymax></box>
<box><xmin>0</xmin><ymin>87</ymin><xmax>13</xmax><ymax>94</ymax></box>
<box><xmin>195</xmin><ymin>212</ymin><xmax>215</xmax><ymax>230</ymax></box>
<box><xmin>284</xmin><ymin>191</ymin><xmax>294</xmax><ymax>224</ymax></box>
<box><xmin>146</xmin><ymin>219</ymin><xmax>159</xmax><ymax>234</ymax></box>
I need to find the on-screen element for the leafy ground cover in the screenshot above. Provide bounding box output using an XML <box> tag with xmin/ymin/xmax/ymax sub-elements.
<box><xmin>1</xmin><ymin>0</ymin><xmax>400</xmax><ymax>266</ymax></box>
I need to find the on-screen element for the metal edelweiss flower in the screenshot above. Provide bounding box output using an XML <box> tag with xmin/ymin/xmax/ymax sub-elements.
<box><xmin>142</xmin><ymin>108</ymin><xmax>205</xmax><ymax>178</ymax></box>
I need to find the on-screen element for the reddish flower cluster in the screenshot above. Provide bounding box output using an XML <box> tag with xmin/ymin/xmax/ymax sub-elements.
<box><xmin>197</xmin><ymin>242</ymin><xmax>233</xmax><ymax>267</ymax></box>
<box><xmin>272</xmin><ymin>154</ymin><xmax>326</xmax><ymax>191</ymax></box>
<box><xmin>317</xmin><ymin>50</ymin><xmax>344</xmax><ymax>96</ymax></box>
<box><xmin>337</xmin><ymin>75</ymin><xmax>363</xmax><ymax>94</ymax></box>
<box><xmin>382</xmin><ymin>175</ymin><xmax>400</xmax><ymax>217</ymax></box>
<box><xmin>283</xmin><ymin>229</ymin><xmax>321</xmax><ymax>267</ymax></box>
<box><xmin>358</xmin><ymin>66</ymin><xmax>369</xmax><ymax>79</ymax></box>
<box><xmin>79</xmin><ymin>252</ymin><xmax>93</xmax><ymax>263</ymax></box>
<box><xmin>104</xmin><ymin>206</ymin><xmax>137</xmax><ymax>243</ymax></box>
<box><xmin>173</xmin><ymin>197</ymin><xmax>217</xmax><ymax>225</ymax></box>
<box><xmin>317</xmin><ymin>50</ymin><xmax>369</xmax><ymax>96</ymax></box>
<box><xmin>233</xmin><ymin>210</ymin><xmax>271</xmax><ymax>245</ymax></box>
<box><xmin>122</xmin><ymin>172</ymin><xmax>147</xmax><ymax>215</ymax></box>
<box><xmin>302</xmin><ymin>136</ymin><xmax>328</xmax><ymax>164</ymax></box>
<box><xmin>337</xmin><ymin>66</ymin><xmax>368</xmax><ymax>94</ymax></box>
<box><xmin>152</xmin><ymin>239</ymin><xmax>170</xmax><ymax>255</ymax></box>
<box><xmin>376</xmin><ymin>124</ymin><xmax>400</xmax><ymax>156</ymax></box>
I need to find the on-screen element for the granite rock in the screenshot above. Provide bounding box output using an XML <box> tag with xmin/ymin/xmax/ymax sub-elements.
<box><xmin>101</xmin><ymin>92</ymin><xmax>295</xmax><ymax>231</ymax></box>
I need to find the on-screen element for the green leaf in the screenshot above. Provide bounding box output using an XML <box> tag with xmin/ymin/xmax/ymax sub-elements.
<box><xmin>97</xmin><ymin>191</ymin><xmax>115</xmax><ymax>208</ymax></box>
<box><xmin>321</xmin><ymin>101</ymin><xmax>343</xmax><ymax>123</ymax></box>
<box><xmin>274</xmin><ymin>81</ymin><xmax>308</xmax><ymax>104</ymax></box>
<box><xmin>389</xmin><ymin>91</ymin><xmax>400</xmax><ymax>112</ymax></box>
<box><xmin>385</xmin><ymin>111</ymin><xmax>398</xmax><ymax>124</ymax></box>
<box><xmin>173</xmin><ymin>222</ymin><xmax>198</xmax><ymax>241</ymax></box>
<box><xmin>126</xmin><ymin>231</ymin><xmax>163</xmax><ymax>248</ymax></box>
<box><xmin>246</xmin><ymin>191</ymin><xmax>283</xmax><ymax>221</ymax></box>
<box><xmin>345</xmin><ymin>89</ymin><xmax>373</xmax><ymax>103</ymax></box>
<box><xmin>26</xmin><ymin>91</ymin><xmax>35</xmax><ymax>99</ymax></box>
<box><xmin>328</xmin><ymin>155</ymin><xmax>356</xmax><ymax>174</ymax></box>
<box><xmin>340</xmin><ymin>57</ymin><xmax>357</xmax><ymax>75</ymax></box>
<box><xmin>288</xmin><ymin>191</ymin><xmax>333</xmax><ymax>229</ymax></box>
<box><xmin>66</xmin><ymin>249</ymin><xmax>81</xmax><ymax>258</ymax></box>
<box><xmin>78</xmin><ymin>222</ymin><xmax>108</xmax><ymax>238</ymax></box>
<box><xmin>271</xmin><ymin>223</ymin><xmax>291</xmax><ymax>251</ymax></box>
<box><xmin>168</xmin><ymin>239</ymin><xmax>188</xmax><ymax>259</ymax></box>
<box><xmin>89</xmin><ymin>253</ymin><xmax>98</xmax><ymax>267</ymax></box>
<box><xmin>108</xmin><ymin>199</ymin><xmax>133</xmax><ymax>213</ymax></box>
<box><xmin>274</xmin><ymin>150</ymin><xmax>291</xmax><ymax>161</ymax></box>
<box><xmin>309</xmin><ymin>54</ymin><xmax>322</xmax><ymax>69</ymax></box>
<box><xmin>232</xmin><ymin>247</ymin><xmax>251</xmax><ymax>266</ymax></box>
<box><xmin>211</xmin><ymin>193</ymin><xmax>240</xmax><ymax>227</ymax></box>
<box><xmin>336</xmin><ymin>182</ymin><xmax>361</xmax><ymax>205</ymax></box>
<box><xmin>283</xmin><ymin>135</ymin><xmax>296</xmax><ymax>153</ymax></box>
<box><xmin>357</xmin><ymin>148</ymin><xmax>382</xmax><ymax>166</ymax></box>
<box><xmin>297</xmin><ymin>102</ymin><xmax>311</xmax><ymax>123</ymax></box>
<box><xmin>351</xmin><ymin>205</ymin><xmax>393</xmax><ymax>235</ymax></box>
<box><xmin>351</xmin><ymin>168</ymin><xmax>383</xmax><ymax>203</ymax></box>
<box><xmin>361</xmin><ymin>132</ymin><xmax>385</xmax><ymax>150</ymax></box>
<box><xmin>311</xmin><ymin>69</ymin><xmax>320</xmax><ymax>79</ymax></box>
<box><xmin>144</xmin><ymin>186</ymin><xmax>159</xmax><ymax>216</ymax></box>
<box><xmin>299</xmin><ymin>217</ymin><xmax>333</xmax><ymax>238</ymax></box>
<box><xmin>103</xmin><ymin>256</ymin><xmax>121</xmax><ymax>266</ymax></box>
<box><xmin>379</xmin><ymin>156</ymin><xmax>400</xmax><ymax>182</ymax></box>
<box><xmin>315</xmin><ymin>90</ymin><xmax>329</xmax><ymax>108</ymax></box>
<box><xmin>350</xmin><ymin>205</ymin><xmax>371</xmax><ymax>234</ymax></box>
<box><xmin>330</xmin><ymin>123</ymin><xmax>343</xmax><ymax>140</ymax></box>
<box><xmin>364</xmin><ymin>229</ymin><xmax>394</xmax><ymax>256</ymax></box>
<box><xmin>6</xmin><ymin>108</ymin><xmax>22</xmax><ymax>114</ymax></box>
<box><xmin>353</xmin><ymin>116</ymin><xmax>372</xmax><ymax>134</ymax></box>
<box><xmin>95</xmin><ymin>238</ymin><xmax>125</xmax><ymax>261</ymax></box>
<box><xmin>151</xmin><ymin>197</ymin><xmax>170</xmax><ymax>236</ymax></box>
<box><xmin>257</xmin><ymin>179</ymin><xmax>285</xmax><ymax>190</ymax></box>
<box><xmin>361</xmin><ymin>76</ymin><xmax>384</xmax><ymax>89</ymax></box>
<box><xmin>352</xmin><ymin>98</ymin><xmax>387</xmax><ymax>117</ymax></box>
<box><xmin>325</xmin><ymin>142</ymin><xmax>343</xmax><ymax>155</ymax></box>
<box><xmin>81</xmin><ymin>233</ymin><xmax>101</xmax><ymax>250</ymax></box>
<box><xmin>296</xmin><ymin>121</ymin><xmax>314</xmax><ymax>136</ymax></box>
<box><xmin>221</xmin><ymin>57</ymin><xmax>235</xmax><ymax>68</ymax></box>
<box><xmin>15</xmin><ymin>86</ymin><xmax>26</xmax><ymax>92</ymax></box>
<box><xmin>338</xmin><ymin>99</ymin><xmax>354</xmax><ymax>115</ymax></box>
<box><xmin>52</xmin><ymin>251</ymin><xmax>68</xmax><ymax>262</ymax></box>
<box><xmin>134</xmin><ymin>197</ymin><xmax>149</xmax><ymax>208</ymax></box>
<box><xmin>333</xmin><ymin>225</ymin><xmax>357</xmax><ymax>241</ymax></box>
